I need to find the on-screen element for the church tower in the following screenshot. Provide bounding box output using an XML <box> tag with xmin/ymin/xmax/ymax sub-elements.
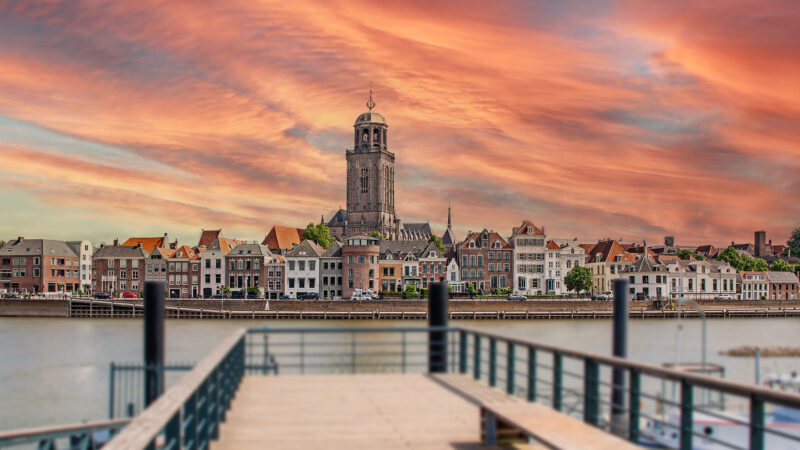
<box><xmin>345</xmin><ymin>90</ymin><xmax>397</xmax><ymax>238</ymax></box>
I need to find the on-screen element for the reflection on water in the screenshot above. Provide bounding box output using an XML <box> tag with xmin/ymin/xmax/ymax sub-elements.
<box><xmin>0</xmin><ymin>317</ymin><xmax>798</xmax><ymax>430</ymax></box>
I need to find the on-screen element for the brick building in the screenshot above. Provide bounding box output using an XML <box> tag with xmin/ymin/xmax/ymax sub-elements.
<box><xmin>227</xmin><ymin>243</ymin><xmax>272</xmax><ymax>296</ymax></box>
<box><xmin>457</xmin><ymin>229</ymin><xmax>512</xmax><ymax>293</ymax></box>
<box><xmin>263</xmin><ymin>255</ymin><xmax>285</xmax><ymax>299</ymax></box>
<box><xmin>1</xmin><ymin>237</ymin><xmax>81</xmax><ymax>294</ymax></box>
<box><xmin>92</xmin><ymin>243</ymin><xmax>148</xmax><ymax>295</ymax></box>
<box><xmin>167</xmin><ymin>245</ymin><xmax>201</xmax><ymax>298</ymax></box>
<box><xmin>766</xmin><ymin>271</ymin><xmax>799</xmax><ymax>300</ymax></box>
<box><xmin>320</xmin><ymin>241</ymin><xmax>343</xmax><ymax>299</ymax></box>
<box><xmin>342</xmin><ymin>236</ymin><xmax>380</xmax><ymax>298</ymax></box>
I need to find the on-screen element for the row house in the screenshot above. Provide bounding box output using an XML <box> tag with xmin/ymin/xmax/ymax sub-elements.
<box><xmin>263</xmin><ymin>254</ymin><xmax>285</xmax><ymax>299</ymax></box>
<box><xmin>92</xmin><ymin>243</ymin><xmax>148</xmax><ymax>294</ymax></box>
<box><xmin>401</xmin><ymin>252</ymin><xmax>420</xmax><ymax>289</ymax></box>
<box><xmin>167</xmin><ymin>246</ymin><xmax>200</xmax><ymax>298</ymax></box>
<box><xmin>739</xmin><ymin>271</ymin><xmax>769</xmax><ymax>300</ymax></box>
<box><xmin>418</xmin><ymin>242</ymin><xmax>447</xmax><ymax>289</ymax></box>
<box><xmin>342</xmin><ymin>235</ymin><xmax>380</xmax><ymax>298</ymax></box>
<box><xmin>446</xmin><ymin>258</ymin><xmax>462</xmax><ymax>291</ymax></box>
<box><xmin>585</xmin><ymin>240</ymin><xmax>636</xmax><ymax>295</ymax></box>
<box><xmin>511</xmin><ymin>221</ymin><xmax>546</xmax><ymax>295</ymax></box>
<box><xmin>320</xmin><ymin>242</ymin><xmax>343</xmax><ymax>299</ymax></box>
<box><xmin>66</xmin><ymin>240</ymin><xmax>93</xmax><ymax>292</ymax></box>
<box><xmin>285</xmin><ymin>240</ymin><xmax>323</xmax><ymax>299</ymax></box>
<box><xmin>545</xmin><ymin>240</ymin><xmax>587</xmax><ymax>295</ymax></box>
<box><xmin>458</xmin><ymin>229</ymin><xmax>513</xmax><ymax>293</ymax></box>
<box><xmin>766</xmin><ymin>271</ymin><xmax>799</xmax><ymax>300</ymax></box>
<box><xmin>198</xmin><ymin>230</ymin><xmax>242</xmax><ymax>298</ymax></box>
<box><xmin>379</xmin><ymin>250</ymin><xmax>403</xmax><ymax>293</ymax></box>
<box><xmin>145</xmin><ymin>247</ymin><xmax>173</xmax><ymax>284</ymax></box>
<box><xmin>1</xmin><ymin>237</ymin><xmax>81</xmax><ymax>293</ymax></box>
<box><xmin>624</xmin><ymin>257</ymin><xmax>669</xmax><ymax>299</ymax></box>
<box><xmin>665</xmin><ymin>260</ymin><xmax>738</xmax><ymax>300</ymax></box>
<box><xmin>227</xmin><ymin>243</ymin><xmax>272</xmax><ymax>294</ymax></box>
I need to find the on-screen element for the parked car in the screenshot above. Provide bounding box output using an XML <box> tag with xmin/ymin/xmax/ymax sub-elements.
<box><xmin>591</xmin><ymin>294</ymin><xmax>609</xmax><ymax>301</ymax></box>
<box><xmin>298</xmin><ymin>292</ymin><xmax>319</xmax><ymax>300</ymax></box>
<box><xmin>507</xmin><ymin>293</ymin><xmax>526</xmax><ymax>301</ymax></box>
<box><xmin>94</xmin><ymin>292</ymin><xmax>111</xmax><ymax>299</ymax></box>
<box><xmin>715</xmin><ymin>294</ymin><xmax>733</xmax><ymax>300</ymax></box>
<box><xmin>230</xmin><ymin>290</ymin><xmax>244</xmax><ymax>299</ymax></box>
<box><xmin>121</xmin><ymin>292</ymin><xmax>137</xmax><ymax>299</ymax></box>
<box><xmin>350</xmin><ymin>294</ymin><xmax>368</xmax><ymax>301</ymax></box>
<box><xmin>246</xmin><ymin>291</ymin><xmax>259</xmax><ymax>299</ymax></box>
<box><xmin>635</xmin><ymin>292</ymin><xmax>647</xmax><ymax>301</ymax></box>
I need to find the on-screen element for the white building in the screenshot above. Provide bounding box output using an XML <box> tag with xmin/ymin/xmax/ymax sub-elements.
<box><xmin>585</xmin><ymin>240</ymin><xmax>635</xmax><ymax>295</ymax></box>
<box><xmin>739</xmin><ymin>271</ymin><xmax>768</xmax><ymax>300</ymax></box>
<box><xmin>511</xmin><ymin>220</ymin><xmax>547</xmax><ymax>295</ymax></box>
<box><xmin>544</xmin><ymin>239</ymin><xmax>588</xmax><ymax>295</ymax></box>
<box><xmin>665</xmin><ymin>260</ymin><xmax>738</xmax><ymax>300</ymax></box>
<box><xmin>66</xmin><ymin>240</ymin><xmax>93</xmax><ymax>292</ymax></box>
<box><xmin>200</xmin><ymin>249</ymin><xmax>226</xmax><ymax>298</ymax></box>
<box><xmin>446</xmin><ymin>258</ymin><xmax>463</xmax><ymax>292</ymax></box>
<box><xmin>285</xmin><ymin>240</ymin><xmax>322</xmax><ymax>299</ymax></box>
<box><xmin>624</xmin><ymin>257</ymin><xmax>669</xmax><ymax>299</ymax></box>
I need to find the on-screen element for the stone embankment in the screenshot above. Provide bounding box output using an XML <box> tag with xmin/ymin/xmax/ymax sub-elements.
<box><xmin>1</xmin><ymin>297</ymin><xmax>799</xmax><ymax>319</ymax></box>
<box><xmin>720</xmin><ymin>346</ymin><xmax>800</xmax><ymax>357</ymax></box>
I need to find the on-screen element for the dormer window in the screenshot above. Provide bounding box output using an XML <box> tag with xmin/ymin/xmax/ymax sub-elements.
<box><xmin>493</xmin><ymin>241</ymin><xmax>500</xmax><ymax>249</ymax></box>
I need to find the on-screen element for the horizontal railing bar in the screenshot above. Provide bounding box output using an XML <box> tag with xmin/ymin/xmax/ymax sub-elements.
<box><xmin>0</xmin><ymin>418</ymin><xmax>131</xmax><ymax>446</ymax></box>
<box><xmin>459</xmin><ymin>326</ymin><xmax>800</xmax><ymax>408</ymax></box>
<box><xmin>247</xmin><ymin>326</ymin><xmax>456</xmax><ymax>334</ymax></box>
<box><xmin>685</xmin><ymin>428</ymin><xmax>747</xmax><ymax>449</ymax></box>
<box><xmin>762</xmin><ymin>425</ymin><xmax>800</xmax><ymax>442</ymax></box>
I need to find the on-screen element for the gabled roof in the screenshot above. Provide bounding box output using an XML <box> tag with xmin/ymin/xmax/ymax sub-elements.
<box><xmin>441</xmin><ymin>227</ymin><xmax>458</xmax><ymax>247</ymax></box>
<box><xmin>399</xmin><ymin>223</ymin><xmax>432</xmax><ymax>241</ymax></box>
<box><xmin>772</xmin><ymin>244</ymin><xmax>787</xmax><ymax>256</ymax></box>
<box><xmin>230</xmin><ymin>243</ymin><xmax>272</xmax><ymax>257</ymax></box>
<box><xmin>421</xmin><ymin>242</ymin><xmax>444</xmax><ymax>259</ymax></box>
<box><xmin>261</xmin><ymin>226</ymin><xmax>303</xmax><ymax>251</ymax></box>
<box><xmin>198</xmin><ymin>229</ymin><xmax>221</xmax><ymax>248</ymax></box>
<box><xmin>627</xmin><ymin>246</ymin><xmax>658</xmax><ymax>259</ymax></box>
<box><xmin>512</xmin><ymin>220</ymin><xmax>544</xmax><ymax>236</ymax></box>
<box><xmin>326</xmin><ymin>209</ymin><xmax>347</xmax><ymax>227</ymax></box>
<box><xmin>170</xmin><ymin>245</ymin><xmax>200</xmax><ymax>260</ymax></box>
<box><xmin>122</xmin><ymin>237</ymin><xmax>165</xmax><ymax>253</ymax></box>
<box><xmin>458</xmin><ymin>229</ymin><xmax>511</xmax><ymax>250</ymax></box>
<box><xmin>546</xmin><ymin>240</ymin><xmax>561</xmax><ymax>250</ymax></box>
<box><xmin>286</xmin><ymin>239</ymin><xmax>323</xmax><ymax>258</ymax></box>
<box><xmin>379</xmin><ymin>240</ymin><xmax>427</xmax><ymax>255</ymax></box>
<box><xmin>695</xmin><ymin>245</ymin><xmax>718</xmax><ymax>257</ymax></box>
<box><xmin>322</xmin><ymin>241</ymin><xmax>343</xmax><ymax>258</ymax></box>
<box><xmin>151</xmin><ymin>247</ymin><xmax>177</xmax><ymax>259</ymax></box>
<box><xmin>578</xmin><ymin>243</ymin><xmax>595</xmax><ymax>255</ymax></box>
<box><xmin>94</xmin><ymin>245</ymin><xmax>148</xmax><ymax>259</ymax></box>
<box><xmin>216</xmin><ymin>237</ymin><xmax>243</xmax><ymax>254</ymax></box>
<box><xmin>626</xmin><ymin>256</ymin><xmax>664</xmax><ymax>273</ymax></box>
<box><xmin>0</xmin><ymin>239</ymin><xmax>79</xmax><ymax>257</ymax></box>
<box><xmin>766</xmin><ymin>271</ymin><xmax>799</xmax><ymax>283</ymax></box>
<box><xmin>586</xmin><ymin>240</ymin><xmax>635</xmax><ymax>263</ymax></box>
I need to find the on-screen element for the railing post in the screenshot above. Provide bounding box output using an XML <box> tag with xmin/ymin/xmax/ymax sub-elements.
<box><xmin>459</xmin><ymin>330</ymin><xmax>467</xmax><ymax>374</ymax></box>
<box><xmin>629</xmin><ymin>368</ymin><xmax>641</xmax><ymax>443</ymax></box>
<box><xmin>611</xmin><ymin>278</ymin><xmax>629</xmax><ymax>436</ymax></box>
<box><xmin>680</xmin><ymin>380</ymin><xmax>693</xmax><ymax>450</ymax></box>
<box><xmin>109</xmin><ymin>362</ymin><xmax>115</xmax><ymax>419</ymax></box>
<box><xmin>428</xmin><ymin>283</ymin><xmax>448</xmax><ymax>373</ymax></box>
<box><xmin>198</xmin><ymin>379</ymin><xmax>209</xmax><ymax>449</ymax></box>
<box><xmin>584</xmin><ymin>358</ymin><xmax>599</xmax><ymax>426</ymax></box>
<box><xmin>473</xmin><ymin>335</ymin><xmax>481</xmax><ymax>380</ymax></box>
<box><xmin>553</xmin><ymin>352</ymin><xmax>563</xmax><ymax>411</ymax></box>
<box><xmin>143</xmin><ymin>281</ymin><xmax>165</xmax><ymax>408</ymax></box>
<box><xmin>182</xmin><ymin>393</ymin><xmax>197</xmax><ymax>449</ymax></box>
<box><xmin>749</xmin><ymin>395</ymin><xmax>765</xmax><ymax>450</ymax></box>
<box><xmin>209</xmin><ymin>366</ymin><xmax>220</xmax><ymax>440</ymax></box>
<box><xmin>506</xmin><ymin>342</ymin><xmax>515</xmax><ymax>395</ymax></box>
<box><xmin>164</xmin><ymin>410</ymin><xmax>181</xmax><ymax>450</ymax></box>
<box><xmin>489</xmin><ymin>338</ymin><xmax>497</xmax><ymax>387</ymax></box>
<box><xmin>527</xmin><ymin>346</ymin><xmax>536</xmax><ymax>402</ymax></box>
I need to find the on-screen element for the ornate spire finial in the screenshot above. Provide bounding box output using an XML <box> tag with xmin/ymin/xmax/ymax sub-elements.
<box><xmin>447</xmin><ymin>201</ymin><xmax>452</xmax><ymax>229</ymax></box>
<box><xmin>366</xmin><ymin>84</ymin><xmax>375</xmax><ymax>111</ymax></box>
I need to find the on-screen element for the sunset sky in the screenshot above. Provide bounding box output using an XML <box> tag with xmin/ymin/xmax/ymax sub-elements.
<box><xmin>0</xmin><ymin>1</ymin><xmax>798</xmax><ymax>247</ymax></box>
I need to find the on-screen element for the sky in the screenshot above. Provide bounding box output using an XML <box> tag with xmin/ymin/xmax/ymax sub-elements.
<box><xmin>0</xmin><ymin>0</ymin><xmax>798</xmax><ymax>248</ymax></box>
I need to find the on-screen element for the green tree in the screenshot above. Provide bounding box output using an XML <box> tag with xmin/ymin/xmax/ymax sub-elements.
<box><xmin>369</xmin><ymin>231</ymin><xmax>386</xmax><ymax>240</ymax></box>
<box><xmin>750</xmin><ymin>257</ymin><xmax>768</xmax><ymax>271</ymax></box>
<box><xmin>0</xmin><ymin>240</ymin><xmax>5</xmax><ymax>249</ymax></box>
<box><xmin>717</xmin><ymin>246</ymin><xmax>743</xmax><ymax>270</ymax></box>
<box><xmin>221</xmin><ymin>286</ymin><xmax>231</xmax><ymax>295</ymax></box>
<box><xmin>302</xmin><ymin>223</ymin><xmax>334</xmax><ymax>249</ymax></box>
<box><xmin>787</xmin><ymin>228</ymin><xmax>800</xmax><ymax>258</ymax></box>
<box><xmin>564</xmin><ymin>266</ymin><xmax>593</xmax><ymax>293</ymax></box>
<box><xmin>427</xmin><ymin>235</ymin><xmax>446</xmax><ymax>255</ymax></box>
<box><xmin>677</xmin><ymin>249</ymin><xmax>704</xmax><ymax>260</ymax></box>
<box><xmin>402</xmin><ymin>284</ymin><xmax>418</xmax><ymax>299</ymax></box>
<box><xmin>771</xmin><ymin>259</ymin><xmax>792</xmax><ymax>272</ymax></box>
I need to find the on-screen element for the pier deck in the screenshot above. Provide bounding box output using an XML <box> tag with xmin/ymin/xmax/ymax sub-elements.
<box><xmin>213</xmin><ymin>373</ymin><xmax>500</xmax><ymax>449</ymax></box>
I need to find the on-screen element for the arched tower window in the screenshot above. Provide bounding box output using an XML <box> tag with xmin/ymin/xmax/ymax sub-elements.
<box><xmin>362</xmin><ymin>129</ymin><xmax>369</xmax><ymax>145</ymax></box>
<box><xmin>360</xmin><ymin>168</ymin><xmax>368</xmax><ymax>193</ymax></box>
<box><xmin>373</xmin><ymin>128</ymin><xmax>381</xmax><ymax>143</ymax></box>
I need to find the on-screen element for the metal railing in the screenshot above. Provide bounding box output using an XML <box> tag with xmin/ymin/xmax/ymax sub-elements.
<box><xmin>0</xmin><ymin>419</ymin><xmax>130</xmax><ymax>449</ymax></box>
<box><xmin>103</xmin><ymin>331</ymin><xmax>245</xmax><ymax>450</ymax></box>
<box><xmin>108</xmin><ymin>362</ymin><xmax>194</xmax><ymax>419</ymax></box>
<box><xmin>103</xmin><ymin>324</ymin><xmax>800</xmax><ymax>450</ymax></box>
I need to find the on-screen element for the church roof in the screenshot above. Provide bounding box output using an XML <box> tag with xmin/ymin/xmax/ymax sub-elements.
<box><xmin>354</xmin><ymin>112</ymin><xmax>387</xmax><ymax>126</ymax></box>
<box><xmin>399</xmin><ymin>223</ymin><xmax>432</xmax><ymax>241</ymax></box>
<box><xmin>441</xmin><ymin>227</ymin><xmax>458</xmax><ymax>246</ymax></box>
<box><xmin>261</xmin><ymin>225</ymin><xmax>303</xmax><ymax>251</ymax></box>
<box><xmin>326</xmin><ymin>209</ymin><xmax>347</xmax><ymax>227</ymax></box>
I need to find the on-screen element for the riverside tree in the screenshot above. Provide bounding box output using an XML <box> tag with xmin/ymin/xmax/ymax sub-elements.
<box><xmin>369</xmin><ymin>231</ymin><xmax>386</xmax><ymax>240</ymax></box>
<box><xmin>677</xmin><ymin>249</ymin><xmax>704</xmax><ymax>260</ymax></box>
<box><xmin>787</xmin><ymin>227</ymin><xmax>800</xmax><ymax>258</ymax></box>
<box><xmin>564</xmin><ymin>266</ymin><xmax>593</xmax><ymax>294</ymax></box>
<box><xmin>771</xmin><ymin>259</ymin><xmax>793</xmax><ymax>272</ymax></box>
<box><xmin>302</xmin><ymin>223</ymin><xmax>334</xmax><ymax>249</ymax></box>
<box><xmin>427</xmin><ymin>235</ymin><xmax>446</xmax><ymax>254</ymax></box>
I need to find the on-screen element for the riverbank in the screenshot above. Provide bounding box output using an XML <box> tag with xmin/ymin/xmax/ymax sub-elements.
<box><xmin>1</xmin><ymin>298</ymin><xmax>799</xmax><ymax>320</ymax></box>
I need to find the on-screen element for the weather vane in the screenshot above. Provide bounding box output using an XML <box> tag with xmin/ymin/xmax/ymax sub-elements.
<box><xmin>366</xmin><ymin>83</ymin><xmax>375</xmax><ymax>111</ymax></box>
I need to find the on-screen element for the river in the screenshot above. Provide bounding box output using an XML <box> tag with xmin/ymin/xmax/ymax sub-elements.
<box><xmin>1</xmin><ymin>317</ymin><xmax>798</xmax><ymax>431</ymax></box>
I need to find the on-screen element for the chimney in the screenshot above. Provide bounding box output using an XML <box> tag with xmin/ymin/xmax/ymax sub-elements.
<box><xmin>113</xmin><ymin>238</ymin><xmax>118</xmax><ymax>246</ymax></box>
<box><xmin>137</xmin><ymin>242</ymin><xmax>142</xmax><ymax>248</ymax></box>
<box><xmin>16</xmin><ymin>236</ymin><xmax>23</xmax><ymax>244</ymax></box>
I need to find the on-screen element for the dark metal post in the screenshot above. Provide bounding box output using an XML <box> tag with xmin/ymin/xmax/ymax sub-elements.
<box><xmin>459</xmin><ymin>330</ymin><xmax>468</xmax><ymax>374</ymax></box>
<box><xmin>527</xmin><ymin>346</ymin><xmax>537</xmax><ymax>402</ymax></box>
<box><xmin>749</xmin><ymin>395</ymin><xmax>765</xmax><ymax>450</ymax></box>
<box><xmin>428</xmin><ymin>283</ymin><xmax>448</xmax><ymax>373</ymax></box>
<box><xmin>611</xmin><ymin>278</ymin><xmax>629</xmax><ymax>435</ymax></box>
<box><xmin>629</xmin><ymin>369</ymin><xmax>641</xmax><ymax>443</ymax></box>
<box><xmin>553</xmin><ymin>352</ymin><xmax>563</xmax><ymax>411</ymax></box>
<box><xmin>144</xmin><ymin>281</ymin><xmax>165</xmax><ymax>407</ymax></box>
<box><xmin>680</xmin><ymin>380</ymin><xmax>693</xmax><ymax>450</ymax></box>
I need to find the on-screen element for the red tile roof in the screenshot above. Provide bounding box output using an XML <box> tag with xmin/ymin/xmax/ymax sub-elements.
<box><xmin>512</xmin><ymin>220</ymin><xmax>544</xmax><ymax>235</ymax></box>
<box><xmin>586</xmin><ymin>240</ymin><xmax>635</xmax><ymax>263</ymax></box>
<box><xmin>578</xmin><ymin>243</ymin><xmax>595</xmax><ymax>255</ymax></box>
<box><xmin>261</xmin><ymin>225</ymin><xmax>303</xmax><ymax>251</ymax></box>
<box><xmin>546</xmin><ymin>240</ymin><xmax>561</xmax><ymax>250</ymax></box>
<box><xmin>122</xmin><ymin>237</ymin><xmax>164</xmax><ymax>253</ymax></box>
<box><xmin>171</xmin><ymin>245</ymin><xmax>199</xmax><ymax>260</ymax></box>
<box><xmin>198</xmin><ymin>229</ymin><xmax>221</xmax><ymax>248</ymax></box>
<box><xmin>217</xmin><ymin>237</ymin><xmax>243</xmax><ymax>254</ymax></box>
<box><xmin>458</xmin><ymin>229</ymin><xmax>511</xmax><ymax>249</ymax></box>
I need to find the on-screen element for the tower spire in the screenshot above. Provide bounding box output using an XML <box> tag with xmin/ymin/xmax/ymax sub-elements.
<box><xmin>366</xmin><ymin>84</ymin><xmax>375</xmax><ymax>111</ymax></box>
<box><xmin>447</xmin><ymin>201</ymin><xmax>452</xmax><ymax>229</ymax></box>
